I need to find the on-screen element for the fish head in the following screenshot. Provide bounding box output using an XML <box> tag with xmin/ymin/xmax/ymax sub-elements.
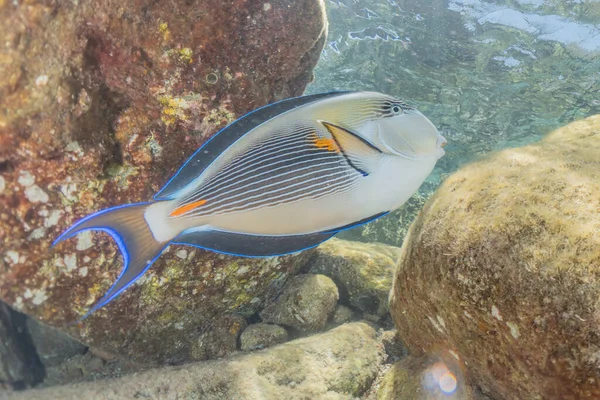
<box><xmin>371</xmin><ymin>103</ymin><xmax>446</xmax><ymax>160</ymax></box>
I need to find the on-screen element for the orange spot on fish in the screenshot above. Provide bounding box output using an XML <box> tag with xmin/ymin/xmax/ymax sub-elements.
<box><xmin>313</xmin><ymin>137</ymin><xmax>340</xmax><ymax>152</ymax></box>
<box><xmin>170</xmin><ymin>199</ymin><xmax>207</xmax><ymax>217</ymax></box>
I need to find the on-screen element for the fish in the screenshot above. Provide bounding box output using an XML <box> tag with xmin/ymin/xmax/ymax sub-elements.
<box><xmin>53</xmin><ymin>90</ymin><xmax>447</xmax><ymax>319</ymax></box>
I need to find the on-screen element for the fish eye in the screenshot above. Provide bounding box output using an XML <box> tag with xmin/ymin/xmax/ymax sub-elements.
<box><xmin>391</xmin><ymin>105</ymin><xmax>402</xmax><ymax>114</ymax></box>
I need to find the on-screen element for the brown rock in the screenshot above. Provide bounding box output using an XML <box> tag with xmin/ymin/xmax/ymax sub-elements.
<box><xmin>190</xmin><ymin>315</ymin><xmax>246</xmax><ymax>361</ymax></box>
<box><xmin>240</xmin><ymin>323</ymin><xmax>288</xmax><ymax>351</ymax></box>
<box><xmin>260</xmin><ymin>274</ymin><xmax>339</xmax><ymax>332</ymax></box>
<box><xmin>309</xmin><ymin>238</ymin><xmax>401</xmax><ymax>318</ymax></box>
<box><xmin>390</xmin><ymin>115</ymin><xmax>600</xmax><ymax>399</ymax></box>
<box><xmin>5</xmin><ymin>322</ymin><xmax>384</xmax><ymax>400</ymax></box>
<box><xmin>0</xmin><ymin>0</ymin><xmax>327</xmax><ymax>366</ymax></box>
<box><xmin>376</xmin><ymin>354</ymin><xmax>472</xmax><ymax>400</ymax></box>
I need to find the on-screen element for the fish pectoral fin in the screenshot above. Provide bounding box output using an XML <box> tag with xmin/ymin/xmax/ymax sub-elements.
<box><xmin>172</xmin><ymin>228</ymin><xmax>338</xmax><ymax>257</ymax></box>
<box><xmin>320</xmin><ymin>121</ymin><xmax>382</xmax><ymax>176</ymax></box>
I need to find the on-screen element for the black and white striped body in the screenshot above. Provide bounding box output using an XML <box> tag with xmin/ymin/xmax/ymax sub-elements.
<box><xmin>53</xmin><ymin>90</ymin><xmax>446</xmax><ymax>320</ymax></box>
<box><xmin>144</xmin><ymin>92</ymin><xmax>443</xmax><ymax>241</ymax></box>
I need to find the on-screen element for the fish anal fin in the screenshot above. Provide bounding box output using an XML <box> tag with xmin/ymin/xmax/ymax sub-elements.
<box><xmin>173</xmin><ymin>228</ymin><xmax>338</xmax><ymax>257</ymax></box>
<box><xmin>320</xmin><ymin>121</ymin><xmax>382</xmax><ymax>176</ymax></box>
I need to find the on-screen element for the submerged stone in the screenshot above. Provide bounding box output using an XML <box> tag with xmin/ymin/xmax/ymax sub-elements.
<box><xmin>0</xmin><ymin>0</ymin><xmax>327</xmax><ymax>366</ymax></box>
<box><xmin>309</xmin><ymin>238</ymin><xmax>401</xmax><ymax>318</ymax></box>
<box><xmin>260</xmin><ymin>274</ymin><xmax>339</xmax><ymax>333</ymax></box>
<box><xmin>190</xmin><ymin>315</ymin><xmax>247</xmax><ymax>361</ymax></box>
<box><xmin>6</xmin><ymin>322</ymin><xmax>384</xmax><ymax>400</ymax></box>
<box><xmin>240</xmin><ymin>323</ymin><xmax>288</xmax><ymax>351</ymax></box>
<box><xmin>0</xmin><ymin>303</ymin><xmax>44</xmax><ymax>390</ymax></box>
<box><xmin>331</xmin><ymin>304</ymin><xmax>355</xmax><ymax>326</ymax></box>
<box><xmin>26</xmin><ymin>318</ymin><xmax>87</xmax><ymax>368</ymax></box>
<box><xmin>390</xmin><ymin>115</ymin><xmax>600</xmax><ymax>399</ymax></box>
<box><xmin>376</xmin><ymin>354</ymin><xmax>473</xmax><ymax>400</ymax></box>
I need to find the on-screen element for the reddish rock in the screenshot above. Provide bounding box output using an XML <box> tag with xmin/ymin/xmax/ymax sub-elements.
<box><xmin>0</xmin><ymin>0</ymin><xmax>327</xmax><ymax>365</ymax></box>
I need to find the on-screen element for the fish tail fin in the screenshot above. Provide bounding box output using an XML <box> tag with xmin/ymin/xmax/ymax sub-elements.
<box><xmin>53</xmin><ymin>202</ymin><xmax>168</xmax><ymax>321</ymax></box>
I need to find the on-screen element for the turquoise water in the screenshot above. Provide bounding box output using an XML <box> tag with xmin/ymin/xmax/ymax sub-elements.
<box><xmin>307</xmin><ymin>0</ymin><xmax>600</xmax><ymax>246</ymax></box>
<box><xmin>307</xmin><ymin>0</ymin><xmax>600</xmax><ymax>178</ymax></box>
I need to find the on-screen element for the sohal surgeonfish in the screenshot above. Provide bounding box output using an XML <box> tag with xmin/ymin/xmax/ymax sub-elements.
<box><xmin>54</xmin><ymin>91</ymin><xmax>447</xmax><ymax>320</ymax></box>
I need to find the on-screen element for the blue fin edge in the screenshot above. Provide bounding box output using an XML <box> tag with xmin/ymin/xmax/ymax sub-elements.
<box><xmin>172</xmin><ymin>211</ymin><xmax>391</xmax><ymax>259</ymax></box>
<box><xmin>53</xmin><ymin>203</ymin><xmax>156</xmax><ymax>323</ymax></box>
<box><xmin>52</xmin><ymin>202</ymin><xmax>152</xmax><ymax>247</ymax></box>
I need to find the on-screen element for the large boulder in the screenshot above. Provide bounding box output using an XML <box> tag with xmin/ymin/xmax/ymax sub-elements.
<box><xmin>5</xmin><ymin>322</ymin><xmax>384</xmax><ymax>400</ymax></box>
<box><xmin>0</xmin><ymin>0</ymin><xmax>327</xmax><ymax>366</ymax></box>
<box><xmin>390</xmin><ymin>115</ymin><xmax>600</xmax><ymax>399</ymax></box>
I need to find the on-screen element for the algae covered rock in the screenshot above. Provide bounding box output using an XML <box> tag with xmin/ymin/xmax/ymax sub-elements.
<box><xmin>390</xmin><ymin>115</ymin><xmax>600</xmax><ymax>400</ymax></box>
<box><xmin>331</xmin><ymin>304</ymin><xmax>355</xmax><ymax>326</ymax></box>
<box><xmin>190</xmin><ymin>315</ymin><xmax>247</xmax><ymax>361</ymax></box>
<box><xmin>309</xmin><ymin>238</ymin><xmax>401</xmax><ymax>318</ymax></box>
<box><xmin>6</xmin><ymin>322</ymin><xmax>384</xmax><ymax>400</ymax></box>
<box><xmin>260</xmin><ymin>274</ymin><xmax>339</xmax><ymax>332</ymax></box>
<box><xmin>379</xmin><ymin>330</ymin><xmax>405</xmax><ymax>361</ymax></box>
<box><xmin>377</xmin><ymin>354</ymin><xmax>472</xmax><ymax>400</ymax></box>
<box><xmin>240</xmin><ymin>323</ymin><xmax>288</xmax><ymax>351</ymax></box>
<box><xmin>0</xmin><ymin>0</ymin><xmax>327</xmax><ymax>365</ymax></box>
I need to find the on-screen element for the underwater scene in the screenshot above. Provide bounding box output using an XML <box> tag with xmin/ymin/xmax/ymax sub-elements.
<box><xmin>0</xmin><ymin>0</ymin><xmax>599</xmax><ymax>399</ymax></box>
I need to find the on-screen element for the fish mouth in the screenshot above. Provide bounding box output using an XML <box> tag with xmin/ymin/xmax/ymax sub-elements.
<box><xmin>436</xmin><ymin>135</ymin><xmax>447</xmax><ymax>159</ymax></box>
<box><xmin>437</xmin><ymin>135</ymin><xmax>447</xmax><ymax>148</ymax></box>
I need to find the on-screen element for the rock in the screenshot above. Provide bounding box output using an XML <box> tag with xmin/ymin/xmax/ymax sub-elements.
<box><xmin>377</xmin><ymin>354</ymin><xmax>472</xmax><ymax>400</ymax></box>
<box><xmin>390</xmin><ymin>115</ymin><xmax>600</xmax><ymax>399</ymax></box>
<box><xmin>190</xmin><ymin>315</ymin><xmax>246</xmax><ymax>361</ymax></box>
<box><xmin>379</xmin><ymin>330</ymin><xmax>405</xmax><ymax>361</ymax></box>
<box><xmin>0</xmin><ymin>302</ymin><xmax>44</xmax><ymax>390</ymax></box>
<box><xmin>331</xmin><ymin>305</ymin><xmax>354</xmax><ymax>326</ymax></box>
<box><xmin>309</xmin><ymin>239</ymin><xmax>401</xmax><ymax>318</ymax></box>
<box><xmin>260</xmin><ymin>274</ymin><xmax>339</xmax><ymax>332</ymax></box>
<box><xmin>26</xmin><ymin>318</ymin><xmax>87</xmax><ymax>368</ymax></box>
<box><xmin>6</xmin><ymin>322</ymin><xmax>384</xmax><ymax>400</ymax></box>
<box><xmin>40</xmin><ymin>351</ymin><xmax>141</xmax><ymax>389</ymax></box>
<box><xmin>240</xmin><ymin>323</ymin><xmax>288</xmax><ymax>351</ymax></box>
<box><xmin>0</xmin><ymin>0</ymin><xmax>327</xmax><ymax>365</ymax></box>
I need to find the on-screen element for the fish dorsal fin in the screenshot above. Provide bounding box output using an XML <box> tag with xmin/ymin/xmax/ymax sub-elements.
<box><xmin>155</xmin><ymin>91</ymin><xmax>353</xmax><ymax>200</ymax></box>
<box><xmin>320</xmin><ymin>121</ymin><xmax>382</xmax><ymax>176</ymax></box>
